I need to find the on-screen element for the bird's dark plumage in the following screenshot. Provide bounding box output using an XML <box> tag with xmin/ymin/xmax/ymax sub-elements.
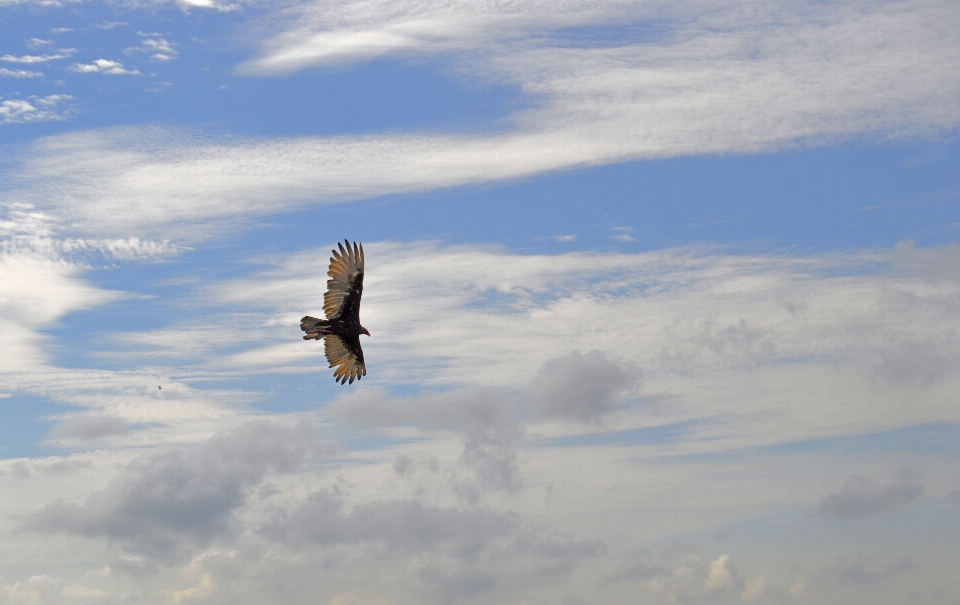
<box><xmin>301</xmin><ymin>240</ymin><xmax>369</xmax><ymax>384</ymax></box>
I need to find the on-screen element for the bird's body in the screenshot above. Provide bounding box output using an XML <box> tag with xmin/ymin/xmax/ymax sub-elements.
<box><xmin>301</xmin><ymin>240</ymin><xmax>369</xmax><ymax>384</ymax></box>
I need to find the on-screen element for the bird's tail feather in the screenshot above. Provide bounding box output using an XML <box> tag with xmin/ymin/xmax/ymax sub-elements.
<box><xmin>300</xmin><ymin>316</ymin><xmax>330</xmax><ymax>340</ymax></box>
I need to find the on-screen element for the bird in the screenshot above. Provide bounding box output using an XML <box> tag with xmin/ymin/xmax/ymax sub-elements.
<box><xmin>300</xmin><ymin>240</ymin><xmax>370</xmax><ymax>384</ymax></box>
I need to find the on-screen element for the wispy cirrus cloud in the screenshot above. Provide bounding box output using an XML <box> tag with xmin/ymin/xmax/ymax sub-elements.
<box><xmin>1</xmin><ymin>49</ymin><xmax>76</xmax><ymax>63</ymax></box>
<box><xmin>4</xmin><ymin>4</ymin><xmax>956</xmax><ymax>241</ymax></box>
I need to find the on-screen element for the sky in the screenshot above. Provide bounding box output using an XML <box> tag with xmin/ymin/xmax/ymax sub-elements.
<box><xmin>1</xmin><ymin>0</ymin><xmax>959</xmax><ymax>604</ymax></box>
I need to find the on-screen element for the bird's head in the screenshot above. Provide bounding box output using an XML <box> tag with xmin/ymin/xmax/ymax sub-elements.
<box><xmin>360</xmin><ymin>327</ymin><xmax>371</xmax><ymax>336</ymax></box>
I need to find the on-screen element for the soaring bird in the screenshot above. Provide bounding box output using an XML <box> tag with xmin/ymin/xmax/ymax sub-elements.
<box><xmin>301</xmin><ymin>240</ymin><xmax>369</xmax><ymax>384</ymax></box>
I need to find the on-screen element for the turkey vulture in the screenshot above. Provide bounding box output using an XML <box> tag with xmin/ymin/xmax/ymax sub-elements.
<box><xmin>301</xmin><ymin>240</ymin><xmax>370</xmax><ymax>384</ymax></box>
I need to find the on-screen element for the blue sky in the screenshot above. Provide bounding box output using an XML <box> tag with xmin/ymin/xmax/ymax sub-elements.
<box><xmin>2</xmin><ymin>1</ymin><xmax>960</xmax><ymax>604</ymax></box>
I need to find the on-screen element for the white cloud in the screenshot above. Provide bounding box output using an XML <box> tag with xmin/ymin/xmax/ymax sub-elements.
<box><xmin>129</xmin><ymin>33</ymin><xmax>179</xmax><ymax>61</ymax></box>
<box><xmin>93</xmin><ymin>21</ymin><xmax>128</xmax><ymax>30</ymax></box>
<box><xmin>0</xmin><ymin>68</ymin><xmax>43</xmax><ymax>78</ymax></box>
<box><xmin>243</xmin><ymin>1</ymin><xmax>960</xmax><ymax>147</ymax></box>
<box><xmin>611</xmin><ymin>226</ymin><xmax>635</xmax><ymax>242</ymax></box>
<box><xmin>0</xmin><ymin>204</ymin><xmax>238</xmax><ymax>445</ymax></box>
<box><xmin>1</xmin><ymin>49</ymin><xmax>76</xmax><ymax>63</ymax></box>
<box><xmin>69</xmin><ymin>59</ymin><xmax>139</xmax><ymax>75</ymax></box>
<box><xmin>146</xmin><ymin>240</ymin><xmax>956</xmax><ymax>462</ymax></box>
<box><xmin>1</xmin><ymin>3</ymin><xmax>955</xmax><ymax>241</ymax></box>
<box><xmin>2</xmin><ymin>231</ymin><xmax>959</xmax><ymax>602</ymax></box>
<box><xmin>27</xmin><ymin>38</ymin><xmax>53</xmax><ymax>49</ymax></box>
<box><xmin>0</xmin><ymin>95</ymin><xmax>75</xmax><ymax>124</ymax></box>
<box><xmin>238</xmin><ymin>0</ymin><xmax>642</xmax><ymax>74</ymax></box>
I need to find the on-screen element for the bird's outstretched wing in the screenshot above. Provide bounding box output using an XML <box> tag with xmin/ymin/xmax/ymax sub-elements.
<box><xmin>324</xmin><ymin>334</ymin><xmax>366</xmax><ymax>384</ymax></box>
<box><xmin>324</xmin><ymin>240</ymin><xmax>364</xmax><ymax>321</ymax></box>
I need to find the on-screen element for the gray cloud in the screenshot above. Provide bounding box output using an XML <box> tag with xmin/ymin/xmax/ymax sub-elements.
<box><xmin>25</xmin><ymin>420</ymin><xmax>324</xmax><ymax>561</ymax></box>
<box><xmin>328</xmin><ymin>387</ymin><xmax>524</xmax><ymax>493</ymax></box>
<box><xmin>261</xmin><ymin>488</ymin><xmax>515</xmax><ymax>558</ymax></box>
<box><xmin>329</xmin><ymin>351</ymin><xmax>641</xmax><ymax>492</ymax></box>
<box><xmin>603</xmin><ymin>549</ymin><xmax>753</xmax><ymax>603</ymax></box>
<box><xmin>889</xmin><ymin>241</ymin><xmax>960</xmax><ymax>284</ymax></box>
<box><xmin>259</xmin><ymin>488</ymin><xmax>605</xmax><ymax>603</ymax></box>
<box><xmin>878</xmin><ymin>340</ymin><xmax>952</xmax><ymax>387</ymax></box>
<box><xmin>49</xmin><ymin>414</ymin><xmax>129</xmax><ymax>441</ymax></box>
<box><xmin>605</xmin><ymin>560</ymin><xmax>673</xmax><ymax>584</ymax></box>
<box><xmin>805</xmin><ymin>553</ymin><xmax>919</xmax><ymax>594</ymax></box>
<box><xmin>527</xmin><ymin>350</ymin><xmax>641</xmax><ymax>422</ymax></box>
<box><xmin>819</xmin><ymin>468</ymin><xmax>923</xmax><ymax>519</ymax></box>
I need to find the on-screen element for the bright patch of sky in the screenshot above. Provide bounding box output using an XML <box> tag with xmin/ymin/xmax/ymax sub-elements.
<box><xmin>1</xmin><ymin>1</ymin><xmax>960</xmax><ymax>604</ymax></box>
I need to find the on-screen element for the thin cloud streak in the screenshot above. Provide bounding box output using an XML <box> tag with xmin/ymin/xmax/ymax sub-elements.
<box><xmin>5</xmin><ymin>2</ymin><xmax>958</xmax><ymax>240</ymax></box>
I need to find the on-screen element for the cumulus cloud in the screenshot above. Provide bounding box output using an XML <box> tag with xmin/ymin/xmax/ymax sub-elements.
<box><xmin>198</xmin><ymin>240</ymin><xmax>960</xmax><ymax>458</ymax></box>
<box><xmin>604</xmin><ymin>550</ymin><xmax>761</xmax><ymax>603</ymax></box>
<box><xmin>25</xmin><ymin>420</ymin><xmax>325</xmax><ymax>561</ymax></box>
<box><xmin>3</xmin><ymin>237</ymin><xmax>960</xmax><ymax>602</ymax></box>
<box><xmin>0</xmin><ymin>95</ymin><xmax>75</xmax><ymax>124</ymax></box>
<box><xmin>819</xmin><ymin>467</ymin><xmax>923</xmax><ymax>519</ymax></box>
<box><xmin>261</xmin><ymin>488</ymin><xmax>515</xmax><ymax>555</ymax></box>
<box><xmin>527</xmin><ymin>350</ymin><xmax>641</xmax><ymax>422</ymax></box>
<box><xmin>329</xmin><ymin>387</ymin><xmax>524</xmax><ymax>493</ymax></box>
<box><xmin>69</xmin><ymin>58</ymin><xmax>139</xmax><ymax>75</ymax></box>
<box><xmin>257</xmin><ymin>487</ymin><xmax>605</xmax><ymax>602</ymax></box>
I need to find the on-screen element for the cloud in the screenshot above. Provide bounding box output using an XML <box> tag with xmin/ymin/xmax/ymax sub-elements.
<box><xmin>69</xmin><ymin>59</ymin><xmax>139</xmax><ymax>75</ymax></box>
<box><xmin>328</xmin><ymin>387</ymin><xmax>524</xmax><ymax>493</ymax></box>
<box><xmin>802</xmin><ymin>553</ymin><xmax>920</xmax><ymax>597</ymax></box>
<box><xmin>61</xmin><ymin>584</ymin><xmax>106</xmax><ymax>598</ymax></box>
<box><xmin>129</xmin><ymin>33</ymin><xmax>179</xmax><ymax>61</ymax></box>
<box><xmin>0</xmin><ymin>68</ymin><xmax>44</xmax><ymax>78</ymax></box>
<box><xmin>527</xmin><ymin>350</ymin><xmax>641</xmax><ymax>422</ymax></box>
<box><xmin>27</xmin><ymin>38</ymin><xmax>53</xmax><ymax>49</ymax></box>
<box><xmin>258</xmin><ymin>487</ymin><xmax>605</xmax><ymax>602</ymax></box>
<box><xmin>878</xmin><ymin>340</ymin><xmax>953</xmax><ymax>387</ymax></box>
<box><xmin>819</xmin><ymin>467</ymin><xmax>923</xmax><ymax>519</ymax></box>
<box><xmin>243</xmin><ymin>1</ymin><xmax>960</xmax><ymax>144</ymax></box>
<box><xmin>328</xmin><ymin>595</ymin><xmax>387</xmax><ymax>605</ymax></box>
<box><xmin>25</xmin><ymin>420</ymin><xmax>325</xmax><ymax>561</ymax></box>
<box><xmin>611</xmin><ymin>227</ymin><xmax>635</xmax><ymax>242</ymax></box>
<box><xmin>199</xmin><ymin>240</ymin><xmax>960</xmax><ymax>455</ymax></box>
<box><xmin>0</xmin><ymin>95</ymin><xmax>75</xmax><ymax>124</ymax></box>
<box><xmin>261</xmin><ymin>488</ymin><xmax>515</xmax><ymax>556</ymax></box>
<box><xmin>3</xmin><ymin>3</ymin><xmax>957</xmax><ymax>240</ymax></box>
<box><xmin>49</xmin><ymin>415</ymin><xmax>130</xmax><ymax>442</ymax></box>
<box><xmin>604</xmin><ymin>549</ymin><xmax>762</xmax><ymax>603</ymax></box>
<box><xmin>0</xmin><ymin>49</ymin><xmax>76</xmax><ymax>63</ymax></box>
